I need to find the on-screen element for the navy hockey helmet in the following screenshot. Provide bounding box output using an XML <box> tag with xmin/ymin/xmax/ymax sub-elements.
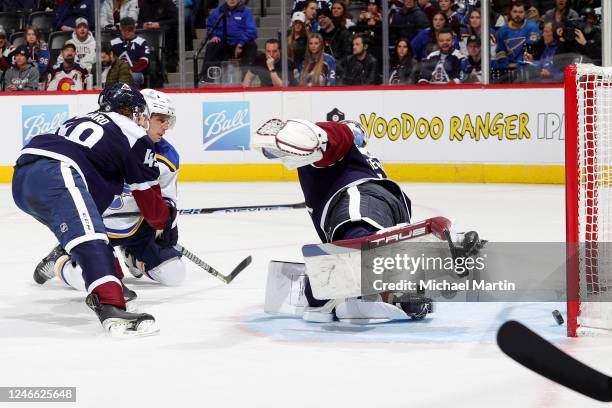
<box><xmin>98</xmin><ymin>83</ymin><xmax>149</xmax><ymax>119</ymax></box>
<box><xmin>340</xmin><ymin>120</ymin><xmax>369</xmax><ymax>147</ymax></box>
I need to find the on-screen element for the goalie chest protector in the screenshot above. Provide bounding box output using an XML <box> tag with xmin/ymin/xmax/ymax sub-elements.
<box><xmin>297</xmin><ymin>144</ymin><xmax>410</xmax><ymax>242</ymax></box>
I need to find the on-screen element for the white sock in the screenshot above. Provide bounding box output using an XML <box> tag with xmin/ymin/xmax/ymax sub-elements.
<box><xmin>55</xmin><ymin>255</ymin><xmax>86</xmax><ymax>291</ymax></box>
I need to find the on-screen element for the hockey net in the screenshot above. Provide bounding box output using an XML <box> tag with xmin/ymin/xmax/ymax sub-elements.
<box><xmin>565</xmin><ymin>64</ymin><xmax>612</xmax><ymax>336</ymax></box>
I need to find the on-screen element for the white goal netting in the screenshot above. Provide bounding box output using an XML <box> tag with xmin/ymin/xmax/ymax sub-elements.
<box><xmin>571</xmin><ymin>64</ymin><xmax>612</xmax><ymax>335</ymax></box>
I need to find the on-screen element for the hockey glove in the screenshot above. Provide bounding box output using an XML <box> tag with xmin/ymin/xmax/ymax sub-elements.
<box><xmin>157</xmin><ymin>201</ymin><xmax>178</xmax><ymax>248</ymax></box>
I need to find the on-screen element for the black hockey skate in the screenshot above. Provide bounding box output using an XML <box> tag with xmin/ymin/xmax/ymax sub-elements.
<box><xmin>121</xmin><ymin>281</ymin><xmax>138</xmax><ymax>303</ymax></box>
<box><xmin>86</xmin><ymin>293</ymin><xmax>159</xmax><ymax>337</ymax></box>
<box><xmin>395</xmin><ymin>295</ymin><xmax>434</xmax><ymax>320</ymax></box>
<box><xmin>33</xmin><ymin>244</ymin><xmax>68</xmax><ymax>284</ymax></box>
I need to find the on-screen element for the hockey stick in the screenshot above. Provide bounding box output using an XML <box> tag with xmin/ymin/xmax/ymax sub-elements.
<box><xmin>175</xmin><ymin>244</ymin><xmax>252</xmax><ymax>284</ymax></box>
<box><xmin>497</xmin><ymin>320</ymin><xmax>612</xmax><ymax>402</ymax></box>
<box><xmin>106</xmin><ymin>202</ymin><xmax>306</xmax><ymax>218</ymax></box>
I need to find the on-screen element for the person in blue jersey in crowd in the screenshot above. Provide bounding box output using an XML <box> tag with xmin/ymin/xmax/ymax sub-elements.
<box><xmin>494</xmin><ymin>0</ymin><xmax>540</xmax><ymax>81</ymax></box>
<box><xmin>12</xmin><ymin>83</ymin><xmax>175</xmax><ymax>337</ymax></box>
<box><xmin>33</xmin><ymin>89</ymin><xmax>186</xmax><ymax>294</ymax></box>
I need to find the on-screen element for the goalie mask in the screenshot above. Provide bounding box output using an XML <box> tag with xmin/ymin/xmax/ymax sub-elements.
<box><xmin>340</xmin><ymin>120</ymin><xmax>368</xmax><ymax>147</ymax></box>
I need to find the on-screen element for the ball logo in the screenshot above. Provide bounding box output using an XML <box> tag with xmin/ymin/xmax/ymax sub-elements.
<box><xmin>22</xmin><ymin>105</ymin><xmax>70</xmax><ymax>145</ymax></box>
<box><xmin>202</xmin><ymin>101</ymin><xmax>250</xmax><ymax>151</ymax></box>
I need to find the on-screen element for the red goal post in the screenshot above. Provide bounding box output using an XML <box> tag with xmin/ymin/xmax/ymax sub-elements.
<box><xmin>565</xmin><ymin>64</ymin><xmax>612</xmax><ymax>337</ymax></box>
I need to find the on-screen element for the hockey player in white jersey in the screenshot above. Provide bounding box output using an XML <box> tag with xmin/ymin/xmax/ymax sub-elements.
<box><xmin>33</xmin><ymin>89</ymin><xmax>186</xmax><ymax>294</ymax></box>
<box><xmin>254</xmin><ymin>118</ymin><xmax>484</xmax><ymax>323</ymax></box>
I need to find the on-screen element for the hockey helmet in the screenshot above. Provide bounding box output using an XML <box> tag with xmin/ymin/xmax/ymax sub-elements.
<box><xmin>340</xmin><ymin>120</ymin><xmax>369</xmax><ymax>147</ymax></box>
<box><xmin>98</xmin><ymin>83</ymin><xmax>149</xmax><ymax>121</ymax></box>
<box><xmin>141</xmin><ymin>88</ymin><xmax>176</xmax><ymax>128</ymax></box>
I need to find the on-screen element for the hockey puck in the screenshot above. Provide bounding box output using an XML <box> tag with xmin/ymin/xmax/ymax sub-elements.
<box><xmin>552</xmin><ymin>310</ymin><xmax>564</xmax><ymax>325</ymax></box>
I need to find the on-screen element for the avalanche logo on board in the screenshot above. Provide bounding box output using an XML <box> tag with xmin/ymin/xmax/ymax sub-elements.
<box><xmin>202</xmin><ymin>101</ymin><xmax>250</xmax><ymax>151</ymax></box>
<box><xmin>21</xmin><ymin>104</ymin><xmax>70</xmax><ymax>145</ymax></box>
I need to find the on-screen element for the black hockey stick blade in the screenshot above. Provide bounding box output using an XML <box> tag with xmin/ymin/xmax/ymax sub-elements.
<box><xmin>497</xmin><ymin>320</ymin><xmax>612</xmax><ymax>402</ymax></box>
<box><xmin>176</xmin><ymin>244</ymin><xmax>252</xmax><ymax>284</ymax></box>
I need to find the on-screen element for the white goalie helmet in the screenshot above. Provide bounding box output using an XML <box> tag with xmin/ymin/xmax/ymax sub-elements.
<box><xmin>141</xmin><ymin>88</ymin><xmax>176</xmax><ymax>128</ymax></box>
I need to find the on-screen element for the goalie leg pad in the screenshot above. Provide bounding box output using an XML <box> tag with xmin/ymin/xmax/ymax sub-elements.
<box><xmin>264</xmin><ymin>261</ymin><xmax>310</xmax><ymax>316</ymax></box>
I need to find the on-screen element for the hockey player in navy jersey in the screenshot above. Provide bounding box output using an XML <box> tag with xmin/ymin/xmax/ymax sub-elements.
<box><xmin>12</xmin><ymin>83</ymin><xmax>173</xmax><ymax>337</ymax></box>
<box><xmin>33</xmin><ymin>89</ymin><xmax>186</xmax><ymax>294</ymax></box>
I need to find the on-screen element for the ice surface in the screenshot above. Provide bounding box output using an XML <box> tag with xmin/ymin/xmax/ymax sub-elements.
<box><xmin>1</xmin><ymin>182</ymin><xmax>611</xmax><ymax>408</ymax></box>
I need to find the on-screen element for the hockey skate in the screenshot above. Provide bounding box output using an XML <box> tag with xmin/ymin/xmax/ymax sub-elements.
<box><xmin>86</xmin><ymin>293</ymin><xmax>159</xmax><ymax>338</ymax></box>
<box><xmin>33</xmin><ymin>244</ymin><xmax>67</xmax><ymax>284</ymax></box>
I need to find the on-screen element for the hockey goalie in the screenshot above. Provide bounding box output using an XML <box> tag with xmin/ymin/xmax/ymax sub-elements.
<box><xmin>253</xmin><ymin>118</ymin><xmax>485</xmax><ymax>324</ymax></box>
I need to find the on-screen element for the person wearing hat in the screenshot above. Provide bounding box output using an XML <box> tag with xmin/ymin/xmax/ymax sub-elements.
<box><xmin>54</xmin><ymin>0</ymin><xmax>94</xmax><ymax>32</ymax></box>
<box><xmin>45</xmin><ymin>42</ymin><xmax>89</xmax><ymax>91</ymax></box>
<box><xmin>318</xmin><ymin>8</ymin><xmax>352</xmax><ymax>61</ymax></box>
<box><xmin>3</xmin><ymin>45</ymin><xmax>39</xmax><ymax>91</ymax></box>
<box><xmin>460</xmin><ymin>34</ymin><xmax>482</xmax><ymax>83</ymax></box>
<box><xmin>56</xmin><ymin>17</ymin><xmax>96</xmax><ymax>77</ymax></box>
<box><xmin>100</xmin><ymin>0</ymin><xmax>140</xmax><ymax>30</ymax></box>
<box><xmin>288</xmin><ymin>11</ymin><xmax>308</xmax><ymax>67</ymax></box>
<box><xmin>110</xmin><ymin>17</ymin><xmax>151</xmax><ymax>87</ymax></box>
<box><xmin>358</xmin><ymin>0</ymin><xmax>383</xmax><ymax>27</ymax></box>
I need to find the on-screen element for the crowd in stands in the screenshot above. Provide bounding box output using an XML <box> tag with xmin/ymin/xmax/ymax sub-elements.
<box><xmin>0</xmin><ymin>0</ymin><xmax>605</xmax><ymax>90</ymax></box>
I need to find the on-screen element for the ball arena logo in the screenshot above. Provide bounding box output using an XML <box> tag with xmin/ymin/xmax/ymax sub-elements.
<box><xmin>21</xmin><ymin>105</ymin><xmax>70</xmax><ymax>145</ymax></box>
<box><xmin>202</xmin><ymin>101</ymin><xmax>251</xmax><ymax>151</ymax></box>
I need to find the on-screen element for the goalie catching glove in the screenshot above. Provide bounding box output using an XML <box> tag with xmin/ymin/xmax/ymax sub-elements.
<box><xmin>253</xmin><ymin>119</ymin><xmax>328</xmax><ymax>169</ymax></box>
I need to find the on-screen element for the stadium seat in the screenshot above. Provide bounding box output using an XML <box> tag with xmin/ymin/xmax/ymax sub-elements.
<box><xmin>9</xmin><ymin>31</ymin><xmax>24</xmax><ymax>47</ymax></box>
<box><xmin>28</xmin><ymin>11</ymin><xmax>55</xmax><ymax>34</ymax></box>
<box><xmin>48</xmin><ymin>30</ymin><xmax>72</xmax><ymax>62</ymax></box>
<box><xmin>0</xmin><ymin>12</ymin><xmax>22</xmax><ymax>35</ymax></box>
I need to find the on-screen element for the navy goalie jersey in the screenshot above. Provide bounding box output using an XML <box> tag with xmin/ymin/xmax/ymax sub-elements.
<box><xmin>298</xmin><ymin>122</ymin><xmax>412</xmax><ymax>242</ymax></box>
<box><xmin>19</xmin><ymin>112</ymin><xmax>162</xmax><ymax>220</ymax></box>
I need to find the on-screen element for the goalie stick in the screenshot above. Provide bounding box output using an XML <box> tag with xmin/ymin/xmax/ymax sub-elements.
<box><xmin>497</xmin><ymin>320</ymin><xmax>612</xmax><ymax>402</ymax></box>
<box><xmin>175</xmin><ymin>244</ymin><xmax>252</xmax><ymax>284</ymax></box>
<box><xmin>107</xmin><ymin>202</ymin><xmax>306</xmax><ymax>218</ymax></box>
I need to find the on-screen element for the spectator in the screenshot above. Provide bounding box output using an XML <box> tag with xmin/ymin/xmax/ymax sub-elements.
<box><xmin>297</xmin><ymin>32</ymin><xmax>336</xmax><ymax>86</ymax></box>
<box><xmin>3</xmin><ymin>45</ymin><xmax>38</xmax><ymax>91</ymax></box>
<box><xmin>54</xmin><ymin>0</ymin><xmax>95</xmax><ymax>31</ymax></box>
<box><xmin>460</xmin><ymin>34</ymin><xmax>482</xmax><ymax>83</ymax></box>
<box><xmin>542</xmin><ymin>0</ymin><xmax>579</xmax><ymax>24</ymax></box>
<box><xmin>243</xmin><ymin>39</ymin><xmax>296</xmax><ymax>87</ymax></box>
<box><xmin>411</xmin><ymin>12</ymin><xmax>458</xmax><ymax>61</ymax></box>
<box><xmin>331</xmin><ymin>0</ymin><xmax>354</xmax><ymax>29</ymax></box>
<box><xmin>23</xmin><ymin>27</ymin><xmax>50</xmax><ymax>79</ymax></box>
<box><xmin>303</xmin><ymin>0</ymin><xmax>320</xmax><ymax>32</ymax></box>
<box><xmin>56</xmin><ymin>18</ymin><xmax>96</xmax><ymax>75</ymax></box>
<box><xmin>111</xmin><ymin>17</ymin><xmax>150</xmax><ymax>87</ymax></box>
<box><xmin>495</xmin><ymin>1</ymin><xmax>540</xmax><ymax>70</ymax></box>
<box><xmin>46</xmin><ymin>42</ymin><xmax>88</xmax><ymax>90</ymax></box>
<box><xmin>99</xmin><ymin>42</ymin><xmax>132</xmax><ymax>87</ymax></box>
<box><xmin>138</xmin><ymin>0</ymin><xmax>179</xmax><ymax>71</ymax></box>
<box><xmin>292</xmin><ymin>0</ymin><xmax>331</xmax><ymax>16</ymax></box>
<box><xmin>390</xmin><ymin>0</ymin><xmax>429</xmax><ymax>41</ymax></box>
<box><xmin>524</xmin><ymin>0</ymin><xmax>540</xmax><ymax>22</ymax></box>
<box><xmin>389</xmin><ymin>37</ymin><xmax>417</xmax><ymax>84</ymax></box>
<box><xmin>0</xmin><ymin>26</ymin><xmax>12</xmax><ymax>72</ymax></box>
<box><xmin>437</xmin><ymin>0</ymin><xmax>461</xmax><ymax>35</ymax></box>
<box><xmin>418</xmin><ymin>27</ymin><xmax>465</xmax><ymax>84</ymax></box>
<box><xmin>357</xmin><ymin>0</ymin><xmax>383</xmax><ymax>28</ymax></box>
<box><xmin>100</xmin><ymin>0</ymin><xmax>139</xmax><ymax>30</ymax></box>
<box><xmin>417</xmin><ymin>0</ymin><xmax>438</xmax><ymax>22</ymax></box>
<box><xmin>199</xmin><ymin>0</ymin><xmax>257</xmax><ymax>84</ymax></box>
<box><xmin>338</xmin><ymin>33</ymin><xmax>378</xmax><ymax>85</ymax></box>
<box><xmin>523</xmin><ymin>21</ymin><xmax>563</xmax><ymax>83</ymax></box>
<box><xmin>459</xmin><ymin>8</ymin><xmax>496</xmax><ymax>60</ymax></box>
<box><xmin>319</xmin><ymin>9</ymin><xmax>352</xmax><ymax>61</ymax></box>
<box><xmin>288</xmin><ymin>12</ymin><xmax>308</xmax><ymax>67</ymax></box>
<box><xmin>579</xmin><ymin>7</ymin><xmax>602</xmax><ymax>64</ymax></box>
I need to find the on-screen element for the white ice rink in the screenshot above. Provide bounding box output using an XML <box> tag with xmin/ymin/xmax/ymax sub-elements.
<box><xmin>1</xmin><ymin>182</ymin><xmax>612</xmax><ymax>408</ymax></box>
